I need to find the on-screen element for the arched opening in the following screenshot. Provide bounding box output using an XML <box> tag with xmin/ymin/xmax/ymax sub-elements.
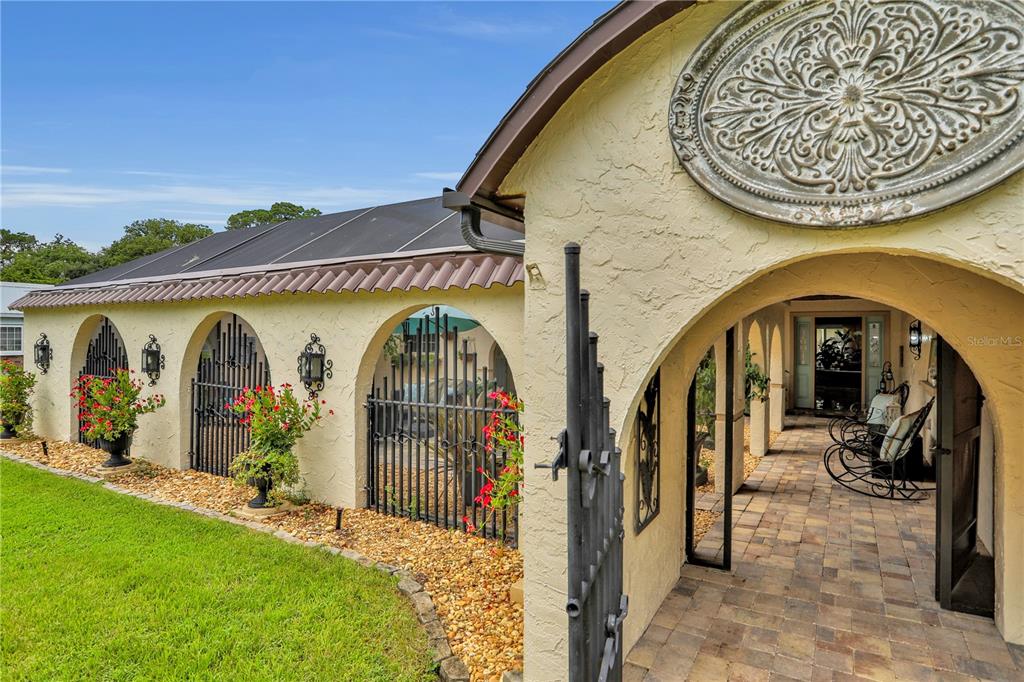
<box><xmin>71</xmin><ymin>315</ymin><xmax>128</xmax><ymax>447</ymax></box>
<box><xmin>186</xmin><ymin>313</ymin><xmax>271</xmax><ymax>477</ymax></box>
<box><xmin>361</xmin><ymin>305</ymin><xmax>520</xmax><ymax>543</ymax></box>
<box><xmin>619</xmin><ymin>251</ymin><xmax>1022</xmax><ymax>663</ymax></box>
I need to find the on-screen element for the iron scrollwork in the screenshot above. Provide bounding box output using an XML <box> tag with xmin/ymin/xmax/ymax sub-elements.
<box><xmin>635</xmin><ymin>369</ymin><xmax>661</xmax><ymax>533</ymax></box>
<box><xmin>33</xmin><ymin>333</ymin><xmax>53</xmax><ymax>374</ymax></box>
<box><xmin>297</xmin><ymin>333</ymin><xmax>333</xmax><ymax>399</ymax></box>
<box><xmin>142</xmin><ymin>334</ymin><xmax>166</xmax><ymax>386</ymax></box>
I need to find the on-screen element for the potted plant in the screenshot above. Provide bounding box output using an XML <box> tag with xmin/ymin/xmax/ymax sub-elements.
<box><xmin>1</xmin><ymin>360</ymin><xmax>37</xmax><ymax>438</ymax></box>
<box><xmin>71</xmin><ymin>369</ymin><xmax>165</xmax><ymax>467</ymax></box>
<box><xmin>226</xmin><ymin>383</ymin><xmax>326</xmax><ymax>508</ymax></box>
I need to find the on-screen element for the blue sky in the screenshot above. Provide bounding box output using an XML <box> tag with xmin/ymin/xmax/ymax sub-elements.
<box><xmin>1</xmin><ymin>1</ymin><xmax>613</xmax><ymax>249</ymax></box>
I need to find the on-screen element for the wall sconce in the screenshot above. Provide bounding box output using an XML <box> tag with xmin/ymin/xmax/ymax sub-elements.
<box><xmin>878</xmin><ymin>361</ymin><xmax>894</xmax><ymax>393</ymax></box>
<box><xmin>141</xmin><ymin>334</ymin><xmax>165</xmax><ymax>386</ymax></box>
<box><xmin>33</xmin><ymin>333</ymin><xmax>52</xmax><ymax>374</ymax></box>
<box><xmin>908</xmin><ymin>319</ymin><xmax>923</xmax><ymax>360</ymax></box>
<box><xmin>297</xmin><ymin>333</ymin><xmax>332</xmax><ymax>399</ymax></box>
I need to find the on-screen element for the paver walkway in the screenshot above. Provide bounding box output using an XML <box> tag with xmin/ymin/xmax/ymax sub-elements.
<box><xmin>626</xmin><ymin>417</ymin><xmax>1023</xmax><ymax>681</ymax></box>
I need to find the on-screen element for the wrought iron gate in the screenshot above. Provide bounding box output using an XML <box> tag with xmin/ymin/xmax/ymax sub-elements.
<box><xmin>78</xmin><ymin>318</ymin><xmax>129</xmax><ymax>448</ymax></box>
<box><xmin>190</xmin><ymin>315</ymin><xmax>271</xmax><ymax>476</ymax></box>
<box><xmin>558</xmin><ymin>244</ymin><xmax>627</xmax><ymax>682</ymax></box>
<box><xmin>365</xmin><ymin>307</ymin><xmax>519</xmax><ymax>543</ymax></box>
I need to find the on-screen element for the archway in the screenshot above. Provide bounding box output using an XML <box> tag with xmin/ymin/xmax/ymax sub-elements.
<box><xmin>617</xmin><ymin>250</ymin><xmax>1023</xmax><ymax>653</ymax></box>
<box><xmin>71</xmin><ymin>315</ymin><xmax>128</xmax><ymax>447</ymax></box>
<box><xmin>184</xmin><ymin>313</ymin><xmax>271</xmax><ymax>476</ymax></box>
<box><xmin>358</xmin><ymin>304</ymin><xmax>520</xmax><ymax>543</ymax></box>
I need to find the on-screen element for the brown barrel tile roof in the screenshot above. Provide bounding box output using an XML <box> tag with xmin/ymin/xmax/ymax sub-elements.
<box><xmin>11</xmin><ymin>252</ymin><xmax>524</xmax><ymax>310</ymax></box>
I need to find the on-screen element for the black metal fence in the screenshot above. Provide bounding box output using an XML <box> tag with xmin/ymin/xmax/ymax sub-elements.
<box><xmin>365</xmin><ymin>307</ymin><xmax>519</xmax><ymax>544</ymax></box>
<box><xmin>190</xmin><ymin>315</ymin><xmax>271</xmax><ymax>476</ymax></box>
<box><xmin>78</xmin><ymin>318</ymin><xmax>128</xmax><ymax>449</ymax></box>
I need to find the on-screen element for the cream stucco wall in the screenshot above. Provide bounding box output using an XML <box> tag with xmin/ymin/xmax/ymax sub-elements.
<box><xmin>499</xmin><ymin>2</ymin><xmax>1024</xmax><ymax>678</ymax></box>
<box><xmin>23</xmin><ymin>283</ymin><xmax>523</xmax><ymax>509</ymax></box>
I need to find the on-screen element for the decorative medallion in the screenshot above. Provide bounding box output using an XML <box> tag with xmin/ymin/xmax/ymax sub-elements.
<box><xmin>669</xmin><ymin>0</ymin><xmax>1024</xmax><ymax>227</ymax></box>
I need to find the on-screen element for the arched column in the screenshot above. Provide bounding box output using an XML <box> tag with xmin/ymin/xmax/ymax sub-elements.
<box><xmin>768</xmin><ymin>321</ymin><xmax>785</xmax><ymax>434</ymax></box>
<box><xmin>747</xmin><ymin>317</ymin><xmax>770</xmax><ymax>457</ymax></box>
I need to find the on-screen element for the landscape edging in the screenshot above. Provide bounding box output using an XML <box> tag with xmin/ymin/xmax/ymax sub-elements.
<box><xmin>0</xmin><ymin>449</ymin><xmax>471</xmax><ymax>682</ymax></box>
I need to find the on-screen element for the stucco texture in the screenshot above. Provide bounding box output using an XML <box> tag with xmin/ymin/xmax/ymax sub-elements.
<box><xmin>23</xmin><ymin>283</ymin><xmax>523</xmax><ymax>509</ymax></box>
<box><xmin>500</xmin><ymin>2</ymin><xmax>1024</xmax><ymax>678</ymax></box>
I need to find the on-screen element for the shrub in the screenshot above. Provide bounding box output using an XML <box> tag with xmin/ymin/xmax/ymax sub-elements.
<box><xmin>0</xmin><ymin>361</ymin><xmax>37</xmax><ymax>435</ymax></box>
<box><xmin>464</xmin><ymin>390</ymin><xmax>523</xmax><ymax>535</ymax></box>
<box><xmin>71</xmin><ymin>369</ymin><xmax>165</xmax><ymax>441</ymax></box>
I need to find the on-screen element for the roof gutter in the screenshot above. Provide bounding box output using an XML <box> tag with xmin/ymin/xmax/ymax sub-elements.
<box><xmin>443</xmin><ymin>189</ymin><xmax>525</xmax><ymax>256</ymax></box>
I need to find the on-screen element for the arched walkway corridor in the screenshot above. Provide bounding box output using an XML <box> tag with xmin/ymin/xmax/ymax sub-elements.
<box><xmin>627</xmin><ymin>417</ymin><xmax>1024</xmax><ymax>681</ymax></box>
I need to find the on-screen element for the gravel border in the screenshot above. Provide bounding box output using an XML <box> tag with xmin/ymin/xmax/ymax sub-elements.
<box><xmin>0</xmin><ymin>449</ymin><xmax>471</xmax><ymax>682</ymax></box>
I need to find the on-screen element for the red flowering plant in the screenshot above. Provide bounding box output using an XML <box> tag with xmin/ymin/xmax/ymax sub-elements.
<box><xmin>71</xmin><ymin>369</ymin><xmax>165</xmax><ymax>441</ymax></box>
<box><xmin>463</xmin><ymin>390</ymin><xmax>523</xmax><ymax>536</ymax></box>
<box><xmin>225</xmin><ymin>384</ymin><xmax>329</xmax><ymax>503</ymax></box>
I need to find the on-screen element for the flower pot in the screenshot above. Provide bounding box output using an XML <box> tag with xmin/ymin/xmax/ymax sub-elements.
<box><xmin>1</xmin><ymin>422</ymin><xmax>16</xmax><ymax>439</ymax></box>
<box><xmin>98</xmin><ymin>432</ymin><xmax>133</xmax><ymax>468</ymax></box>
<box><xmin>247</xmin><ymin>474</ymin><xmax>273</xmax><ymax>509</ymax></box>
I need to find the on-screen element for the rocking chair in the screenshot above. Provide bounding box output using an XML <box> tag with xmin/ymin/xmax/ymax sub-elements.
<box><xmin>827</xmin><ymin>382</ymin><xmax>910</xmax><ymax>447</ymax></box>
<box><xmin>824</xmin><ymin>397</ymin><xmax>935</xmax><ymax>500</ymax></box>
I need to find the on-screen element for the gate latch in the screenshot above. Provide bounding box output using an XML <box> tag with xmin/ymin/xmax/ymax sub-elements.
<box><xmin>535</xmin><ymin>429</ymin><xmax>568</xmax><ymax>480</ymax></box>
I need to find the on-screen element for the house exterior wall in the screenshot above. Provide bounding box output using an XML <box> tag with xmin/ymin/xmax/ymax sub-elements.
<box><xmin>22</xmin><ymin>283</ymin><xmax>523</xmax><ymax>509</ymax></box>
<box><xmin>497</xmin><ymin>2</ymin><xmax>1024</xmax><ymax>678</ymax></box>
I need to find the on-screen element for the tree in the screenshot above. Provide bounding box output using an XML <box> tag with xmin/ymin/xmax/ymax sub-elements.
<box><xmin>0</xmin><ymin>235</ymin><xmax>99</xmax><ymax>284</ymax></box>
<box><xmin>100</xmin><ymin>218</ymin><xmax>213</xmax><ymax>268</ymax></box>
<box><xmin>226</xmin><ymin>202</ymin><xmax>321</xmax><ymax>230</ymax></box>
<box><xmin>1</xmin><ymin>230</ymin><xmax>39</xmax><ymax>268</ymax></box>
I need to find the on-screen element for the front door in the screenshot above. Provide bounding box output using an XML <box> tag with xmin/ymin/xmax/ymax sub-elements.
<box><xmin>934</xmin><ymin>336</ymin><xmax>993</xmax><ymax>617</ymax></box>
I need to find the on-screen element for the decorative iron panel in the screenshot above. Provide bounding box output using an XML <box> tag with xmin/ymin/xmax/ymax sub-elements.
<box><xmin>560</xmin><ymin>244</ymin><xmax>627</xmax><ymax>682</ymax></box>
<box><xmin>78</xmin><ymin>318</ymin><xmax>129</xmax><ymax>448</ymax></box>
<box><xmin>365</xmin><ymin>307</ymin><xmax>519</xmax><ymax>544</ymax></box>
<box><xmin>635</xmin><ymin>369</ymin><xmax>661</xmax><ymax>534</ymax></box>
<box><xmin>190</xmin><ymin>315</ymin><xmax>271</xmax><ymax>477</ymax></box>
<box><xmin>669</xmin><ymin>0</ymin><xmax>1024</xmax><ymax>227</ymax></box>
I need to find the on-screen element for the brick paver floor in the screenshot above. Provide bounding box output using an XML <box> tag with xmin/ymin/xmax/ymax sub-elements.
<box><xmin>626</xmin><ymin>416</ymin><xmax>1023</xmax><ymax>681</ymax></box>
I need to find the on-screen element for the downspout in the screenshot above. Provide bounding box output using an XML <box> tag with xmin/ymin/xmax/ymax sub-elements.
<box><xmin>443</xmin><ymin>190</ymin><xmax>525</xmax><ymax>256</ymax></box>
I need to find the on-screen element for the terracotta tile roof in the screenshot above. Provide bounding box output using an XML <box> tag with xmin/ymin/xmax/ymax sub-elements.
<box><xmin>11</xmin><ymin>251</ymin><xmax>523</xmax><ymax>310</ymax></box>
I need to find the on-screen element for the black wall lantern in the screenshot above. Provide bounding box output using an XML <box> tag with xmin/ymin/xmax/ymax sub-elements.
<box><xmin>33</xmin><ymin>333</ymin><xmax>52</xmax><ymax>374</ymax></box>
<box><xmin>908</xmin><ymin>319</ymin><xmax>923</xmax><ymax>360</ymax></box>
<box><xmin>878</xmin><ymin>361</ymin><xmax>895</xmax><ymax>393</ymax></box>
<box><xmin>297</xmin><ymin>333</ymin><xmax>332</xmax><ymax>399</ymax></box>
<box><xmin>142</xmin><ymin>334</ymin><xmax>165</xmax><ymax>386</ymax></box>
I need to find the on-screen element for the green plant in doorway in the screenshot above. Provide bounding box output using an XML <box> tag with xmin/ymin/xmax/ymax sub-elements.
<box><xmin>745</xmin><ymin>348</ymin><xmax>770</xmax><ymax>404</ymax></box>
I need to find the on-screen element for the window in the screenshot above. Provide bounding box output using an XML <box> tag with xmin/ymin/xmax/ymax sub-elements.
<box><xmin>1</xmin><ymin>325</ymin><xmax>23</xmax><ymax>353</ymax></box>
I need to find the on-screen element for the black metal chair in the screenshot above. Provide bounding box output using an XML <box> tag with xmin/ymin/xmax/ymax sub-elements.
<box><xmin>827</xmin><ymin>382</ymin><xmax>910</xmax><ymax>446</ymax></box>
<box><xmin>824</xmin><ymin>397</ymin><xmax>935</xmax><ymax>500</ymax></box>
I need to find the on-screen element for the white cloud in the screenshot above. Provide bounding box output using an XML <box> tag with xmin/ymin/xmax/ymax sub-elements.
<box><xmin>413</xmin><ymin>171</ymin><xmax>462</xmax><ymax>181</ymax></box>
<box><xmin>1</xmin><ymin>165</ymin><xmax>71</xmax><ymax>175</ymax></box>
<box><xmin>1</xmin><ymin>181</ymin><xmax>416</xmax><ymax>211</ymax></box>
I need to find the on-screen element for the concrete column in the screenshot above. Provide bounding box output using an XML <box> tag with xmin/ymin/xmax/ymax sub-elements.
<box><xmin>748</xmin><ymin>319</ymin><xmax>770</xmax><ymax>457</ymax></box>
<box><xmin>769</xmin><ymin>382</ymin><xmax>785</xmax><ymax>432</ymax></box>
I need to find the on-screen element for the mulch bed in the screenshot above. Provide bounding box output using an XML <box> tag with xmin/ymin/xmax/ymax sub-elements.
<box><xmin>693</xmin><ymin>425</ymin><xmax>781</xmax><ymax>545</ymax></box>
<box><xmin>1</xmin><ymin>438</ymin><xmax>523</xmax><ymax>682</ymax></box>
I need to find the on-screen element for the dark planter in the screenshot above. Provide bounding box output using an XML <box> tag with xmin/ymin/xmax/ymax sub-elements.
<box><xmin>247</xmin><ymin>474</ymin><xmax>273</xmax><ymax>508</ymax></box>
<box><xmin>98</xmin><ymin>432</ymin><xmax>133</xmax><ymax>468</ymax></box>
<box><xmin>694</xmin><ymin>464</ymin><xmax>709</xmax><ymax>487</ymax></box>
<box><xmin>1</xmin><ymin>422</ymin><xmax>17</xmax><ymax>439</ymax></box>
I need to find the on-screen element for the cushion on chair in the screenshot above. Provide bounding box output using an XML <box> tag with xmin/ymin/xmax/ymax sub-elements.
<box><xmin>878</xmin><ymin>408</ymin><xmax>921</xmax><ymax>462</ymax></box>
<box><xmin>866</xmin><ymin>392</ymin><xmax>901</xmax><ymax>426</ymax></box>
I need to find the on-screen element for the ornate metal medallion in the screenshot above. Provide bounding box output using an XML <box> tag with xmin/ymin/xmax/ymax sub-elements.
<box><xmin>669</xmin><ymin>0</ymin><xmax>1024</xmax><ymax>227</ymax></box>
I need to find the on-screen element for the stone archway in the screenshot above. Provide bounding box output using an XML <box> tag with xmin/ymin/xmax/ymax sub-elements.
<box><xmin>614</xmin><ymin>250</ymin><xmax>1024</xmax><ymax>651</ymax></box>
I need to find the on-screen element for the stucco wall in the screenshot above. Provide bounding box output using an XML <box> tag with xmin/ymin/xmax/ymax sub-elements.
<box><xmin>498</xmin><ymin>2</ymin><xmax>1024</xmax><ymax>678</ymax></box>
<box><xmin>23</xmin><ymin>283</ymin><xmax>523</xmax><ymax>509</ymax></box>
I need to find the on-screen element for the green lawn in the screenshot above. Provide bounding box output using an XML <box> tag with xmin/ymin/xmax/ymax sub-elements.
<box><xmin>0</xmin><ymin>459</ymin><xmax>434</xmax><ymax>681</ymax></box>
